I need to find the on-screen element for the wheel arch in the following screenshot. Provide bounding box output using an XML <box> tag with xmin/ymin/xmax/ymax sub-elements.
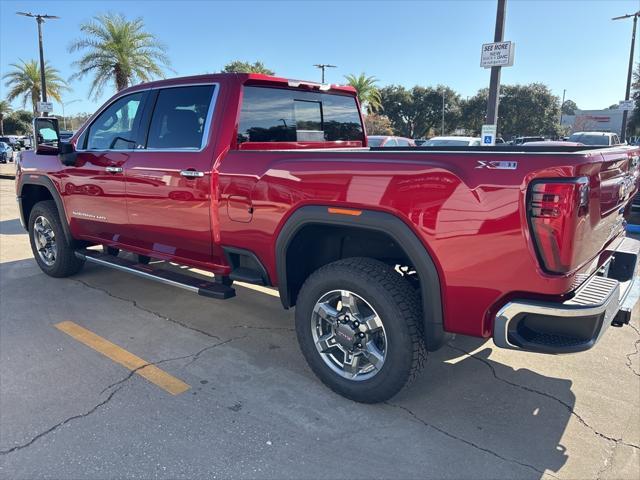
<box><xmin>18</xmin><ymin>175</ymin><xmax>73</xmax><ymax>244</ymax></box>
<box><xmin>275</xmin><ymin>205</ymin><xmax>448</xmax><ymax>351</ymax></box>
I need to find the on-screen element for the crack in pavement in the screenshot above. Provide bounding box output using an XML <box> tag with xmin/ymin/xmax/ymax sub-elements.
<box><xmin>75</xmin><ymin>279</ymin><xmax>221</xmax><ymax>340</ymax></box>
<box><xmin>447</xmin><ymin>344</ymin><xmax>640</xmax><ymax>451</ymax></box>
<box><xmin>595</xmin><ymin>441</ymin><xmax>619</xmax><ymax>480</ymax></box>
<box><xmin>230</xmin><ymin>324</ymin><xmax>295</xmax><ymax>332</ymax></box>
<box><xmin>625</xmin><ymin>323</ymin><xmax>640</xmax><ymax>376</ymax></box>
<box><xmin>0</xmin><ymin>336</ymin><xmax>244</xmax><ymax>456</ymax></box>
<box><xmin>386</xmin><ymin>402</ymin><xmax>560</xmax><ymax>479</ymax></box>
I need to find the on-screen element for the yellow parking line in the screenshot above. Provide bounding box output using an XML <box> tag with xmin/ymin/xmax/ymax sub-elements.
<box><xmin>54</xmin><ymin>321</ymin><xmax>190</xmax><ymax>395</ymax></box>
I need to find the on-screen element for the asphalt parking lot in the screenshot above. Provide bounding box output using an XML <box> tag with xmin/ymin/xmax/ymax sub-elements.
<box><xmin>0</xmin><ymin>177</ymin><xmax>638</xmax><ymax>479</ymax></box>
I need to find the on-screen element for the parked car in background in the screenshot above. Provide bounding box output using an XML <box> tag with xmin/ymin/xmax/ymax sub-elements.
<box><xmin>512</xmin><ymin>136</ymin><xmax>545</xmax><ymax>145</ymax></box>
<box><xmin>424</xmin><ymin>136</ymin><xmax>481</xmax><ymax>146</ymax></box>
<box><xmin>368</xmin><ymin>135</ymin><xmax>416</xmax><ymax>147</ymax></box>
<box><xmin>0</xmin><ymin>142</ymin><xmax>13</xmax><ymax>163</ymax></box>
<box><xmin>59</xmin><ymin>131</ymin><xmax>75</xmax><ymax>142</ymax></box>
<box><xmin>523</xmin><ymin>141</ymin><xmax>585</xmax><ymax>147</ymax></box>
<box><xmin>568</xmin><ymin>131</ymin><xmax>622</xmax><ymax>146</ymax></box>
<box><xmin>0</xmin><ymin>136</ymin><xmax>16</xmax><ymax>150</ymax></box>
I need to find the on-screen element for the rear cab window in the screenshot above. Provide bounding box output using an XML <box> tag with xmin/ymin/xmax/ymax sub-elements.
<box><xmin>237</xmin><ymin>86</ymin><xmax>364</xmax><ymax>148</ymax></box>
<box><xmin>146</xmin><ymin>85</ymin><xmax>215</xmax><ymax>150</ymax></box>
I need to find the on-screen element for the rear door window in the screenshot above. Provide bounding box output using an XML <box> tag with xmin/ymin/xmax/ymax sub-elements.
<box><xmin>237</xmin><ymin>86</ymin><xmax>363</xmax><ymax>145</ymax></box>
<box><xmin>146</xmin><ymin>85</ymin><xmax>215</xmax><ymax>150</ymax></box>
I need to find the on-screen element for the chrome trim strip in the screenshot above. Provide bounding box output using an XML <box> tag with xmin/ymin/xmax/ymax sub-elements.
<box><xmin>78</xmin><ymin>252</ymin><xmax>199</xmax><ymax>294</ymax></box>
<box><xmin>75</xmin><ymin>82</ymin><xmax>220</xmax><ymax>154</ymax></box>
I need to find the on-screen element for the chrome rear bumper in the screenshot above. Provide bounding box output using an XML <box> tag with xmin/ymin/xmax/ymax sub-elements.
<box><xmin>494</xmin><ymin>236</ymin><xmax>639</xmax><ymax>354</ymax></box>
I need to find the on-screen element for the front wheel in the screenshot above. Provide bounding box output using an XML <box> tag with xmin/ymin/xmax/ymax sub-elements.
<box><xmin>295</xmin><ymin>258</ymin><xmax>426</xmax><ymax>403</ymax></box>
<box><xmin>28</xmin><ymin>200</ymin><xmax>84</xmax><ymax>277</ymax></box>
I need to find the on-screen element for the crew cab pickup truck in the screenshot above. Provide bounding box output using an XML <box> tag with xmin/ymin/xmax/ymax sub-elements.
<box><xmin>17</xmin><ymin>73</ymin><xmax>640</xmax><ymax>403</ymax></box>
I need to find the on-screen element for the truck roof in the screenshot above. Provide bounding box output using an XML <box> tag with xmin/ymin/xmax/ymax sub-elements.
<box><xmin>116</xmin><ymin>72</ymin><xmax>358</xmax><ymax>96</ymax></box>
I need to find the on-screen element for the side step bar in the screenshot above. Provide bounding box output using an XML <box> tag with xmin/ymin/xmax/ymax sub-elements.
<box><xmin>75</xmin><ymin>250</ymin><xmax>236</xmax><ymax>300</ymax></box>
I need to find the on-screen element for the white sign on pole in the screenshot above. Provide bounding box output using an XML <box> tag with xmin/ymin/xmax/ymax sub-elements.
<box><xmin>480</xmin><ymin>41</ymin><xmax>515</xmax><ymax>68</ymax></box>
<box><xmin>480</xmin><ymin>124</ymin><xmax>497</xmax><ymax>146</ymax></box>
<box><xmin>37</xmin><ymin>101</ymin><xmax>53</xmax><ymax>113</ymax></box>
<box><xmin>618</xmin><ymin>100</ymin><xmax>634</xmax><ymax>111</ymax></box>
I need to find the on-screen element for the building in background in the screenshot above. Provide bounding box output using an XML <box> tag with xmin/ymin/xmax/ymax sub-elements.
<box><xmin>561</xmin><ymin>109</ymin><xmax>624</xmax><ymax>135</ymax></box>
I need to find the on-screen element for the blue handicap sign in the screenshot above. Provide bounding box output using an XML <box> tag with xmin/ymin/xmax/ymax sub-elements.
<box><xmin>483</xmin><ymin>135</ymin><xmax>492</xmax><ymax>144</ymax></box>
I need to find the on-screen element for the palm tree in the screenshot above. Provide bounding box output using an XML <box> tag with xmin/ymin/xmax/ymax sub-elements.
<box><xmin>3</xmin><ymin>59</ymin><xmax>68</xmax><ymax>114</ymax></box>
<box><xmin>222</xmin><ymin>60</ymin><xmax>275</xmax><ymax>75</ymax></box>
<box><xmin>69</xmin><ymin>13</ymin><xmax>171</xmax><ymax>98</ymax></box>
<box><xmin>0</xmin><ymin>100</ymin><xmax>12</xmax><ymax>136</ymax></box>
<box><xmin>344</xmin><ymin>73</ymin><xmax>382</xmax><ymax>114</ymax></box>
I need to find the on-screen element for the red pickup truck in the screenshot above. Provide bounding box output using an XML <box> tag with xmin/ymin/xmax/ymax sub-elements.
<box><xmin>17</xmin><ymin>73</ymin><xmax>640</xmax><ymax>403</ymax></box>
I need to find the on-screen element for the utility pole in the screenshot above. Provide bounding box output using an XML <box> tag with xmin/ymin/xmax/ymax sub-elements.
<box><xmin>441</xmin><ymin>90</ymin><xmax>445</xmax><ymax>135</ymax></box>
<box><xmin>60</xmin><ymin>99</ymin><xmax>80</xmax><ymax>130</ymax></box>
<box><xmin>16</xmin><ymin>11</ymin><xmax>60</xmax><ymax>117</ymax></box>
<box><xmin>612</xmin><ymin>10</ymin><xmax>639</xmax><ymax>143</ymax></box>
<box><xmin>486</xmin><ymin>0</ymin><xmax>507</xmax><ymax>125</ymax></box>
<box><xmin>313</xmin><ymin>64</ymin><xmax>337</xmax><ymax>83</ymax></box>
<box><xmin>559</xmin><ymin>88</ymin><xmax>566</xmax><ymax>130</ymax></box>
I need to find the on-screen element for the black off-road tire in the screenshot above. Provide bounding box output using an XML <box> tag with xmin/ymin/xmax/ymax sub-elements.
<box><xmin>28</xmin><ymin>200</ymin><xmax>85</xmax><ymax>277</ymax></box>
<box><xmin>295</xmin><ymin>257</ymin><xmax>426</xmax><ymax>403</ymax></box>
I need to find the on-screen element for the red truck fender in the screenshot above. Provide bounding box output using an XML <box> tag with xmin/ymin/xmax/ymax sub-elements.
<box><xmin>274</xmin><ymin>205</ymin><xmax>450</xmax><ymax>351</ymax></box>
<box><xmin>17</xmin><ymin>173</ymin><xmax>74</xmax><ymax>245</ymax></box>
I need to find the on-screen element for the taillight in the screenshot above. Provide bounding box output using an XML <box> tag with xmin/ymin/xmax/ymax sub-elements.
<box><xmin>528</xmin><ymin>178</ymin><xmax>589</xmax><ymax>273</ymax></box>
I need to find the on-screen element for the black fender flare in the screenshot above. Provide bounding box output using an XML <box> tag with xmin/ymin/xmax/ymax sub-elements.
<box><xmin>18</xmin><ymin>173</ymin><xmax>73</xmax><ymax>244</ymax></box>
<box><xmin>275</xmin><ymin>205</ymin><xmax>448</xmax><ymax>351</ymax></box>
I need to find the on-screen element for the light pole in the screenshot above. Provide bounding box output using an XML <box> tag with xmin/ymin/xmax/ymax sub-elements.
<box><xmin>60</xmin><ymin>99</ymin><xmax>80</xmax><ymax>130</ymax></box>
<box><xmin>486</xmin><ymin>0</ymin><xmax>507</xmax><ymax>126</ymax></box>
<box><xmin>612</xmin><ymin>10</ymin><xmax>639</xmax><ymax>142</ymax></box>
<box><xmin>313</xmin><ymin>64</ymin><xmax>337</xmax><ymax>83</ymax></box>
<box><xmin>16</xmin><ymin>11</ymin><xmax>60</xmax><ymax>117</ymax></box>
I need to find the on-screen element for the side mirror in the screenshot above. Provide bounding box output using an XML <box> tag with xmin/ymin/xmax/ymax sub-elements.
<box><xmin>59</xmin><ymin>142</ymin><xmax>77</xmax><ymax>166</ymax></box>
<box><xmin>33</xmin><ymin>117</ymin><xmax>60</xmax><ymax>155</ymax></box>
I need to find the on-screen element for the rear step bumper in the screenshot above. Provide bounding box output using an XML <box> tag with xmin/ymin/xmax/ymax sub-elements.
<box><xmin>493</xmin><ymin>236</ymin><xmax>639</xmax><ymax>354</ymax></box>
<box><xmin>75</xmin><ymin>250</ymin><xmax>236</xmax><ymax>300</ymax></box>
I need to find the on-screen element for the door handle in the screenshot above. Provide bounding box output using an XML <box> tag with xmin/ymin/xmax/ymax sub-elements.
<box><xmin>180</xmin><ymin>170</ymin><xmax>205</xmax><ymax>178</ymax></box>
<box><xmin>105</xmin><ymin>166</ymin><xmax>123</xmax><ymax>174</ymax></box>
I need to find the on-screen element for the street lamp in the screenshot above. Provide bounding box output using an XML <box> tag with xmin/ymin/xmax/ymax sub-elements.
<box><xmin>60</xmin><ymin>99</ymin><xmax>81</xmax><ymax>130</ymax></box>
<box><xmin>612</xmin><ymin>10</ymin><xmax>639</xmax><ymax>142</ymax></box>
<box><xmin>16</xmin><ymin>11</ymin><xmax>60</xmax><ymax>117</ymax></box>
<box><xmin>313</xmin><ymin>64</ymin><xmax>337</xmax><ymax>83</ymax></box>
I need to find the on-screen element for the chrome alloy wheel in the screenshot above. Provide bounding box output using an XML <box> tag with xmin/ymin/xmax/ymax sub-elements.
<box><xmin>33</xmin><ymin>215</ymin><xmax>57</xmax><ymax>266</ymax></box>
<box><xmin>311</xmin><ymin>290</ymin><xmax>387</xmax><ymax>381</ymax></box>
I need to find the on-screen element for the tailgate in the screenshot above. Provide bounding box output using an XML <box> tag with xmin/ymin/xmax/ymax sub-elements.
<box><xmin>528</xmin><ymin>146</ymin><xmax>640</xmax><ymax>275</ymax></box>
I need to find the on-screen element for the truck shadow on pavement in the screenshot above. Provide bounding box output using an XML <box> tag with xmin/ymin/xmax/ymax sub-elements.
<box><xmin>396</xmin><ymin>335</ymin><xmax>572</xmax><ymax>478</ymax></box>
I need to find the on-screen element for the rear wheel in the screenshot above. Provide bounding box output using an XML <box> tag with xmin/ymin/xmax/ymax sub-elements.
<box><xmin>28</xmin><ymin>200</ymin><xmax>84</xmax><ymax>277</ymax></box>
<box><xmin>295</xmin><ymin>257</ymin><xmax>426</xmax><ymax>403</ymax></box>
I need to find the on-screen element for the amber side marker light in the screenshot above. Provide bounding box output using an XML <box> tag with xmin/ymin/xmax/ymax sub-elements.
<box><xmin>328</xmin><ymin>207</ymin><xmax>362</xmax><ymax>216</ymax></box>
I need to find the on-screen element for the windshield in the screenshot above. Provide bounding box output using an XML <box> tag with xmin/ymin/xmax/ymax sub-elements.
<box><xmin>568</xmin><ymin>134</ymin><xmax>609</xmax><ymax>146</ymax></box>
<box><xmin>425</xmin><ymin>139</ymin><xmax>470</xmax><ymax>146</ymax></box>
<box><xmin>367</xmin><ymin>137</ymin><xmax>385</xmax><ymax>147</ymax></box>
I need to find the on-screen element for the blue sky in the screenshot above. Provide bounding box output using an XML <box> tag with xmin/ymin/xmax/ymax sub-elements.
<box><xmin>1</xmin><ymin>0</ymin><xmax>638</xmax><ymax>117</ymax></box>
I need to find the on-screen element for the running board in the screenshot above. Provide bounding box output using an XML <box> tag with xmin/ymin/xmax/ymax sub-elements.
<box><xmin>75</xmin><ymin>250</ymin><xmax>236</xmax><ymax>300</ymax></box>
